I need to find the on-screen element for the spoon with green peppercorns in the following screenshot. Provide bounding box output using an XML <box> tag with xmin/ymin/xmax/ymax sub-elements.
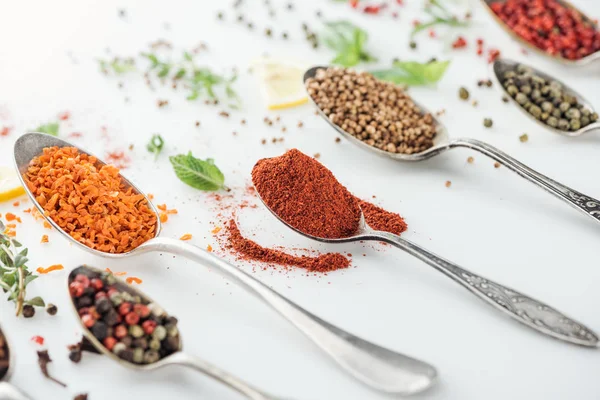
<box><xmin>492</xmin><ymin>59</ymin><xmax>599</xmax><ymax>136</ymax></box>
<box><xmin>68</xmin><ymin>265</ymin><xmax>290</xmax><ymax>400</ymax></box>
<box><xmin>0</xmin><ymin>326</ymin><xmax>33</xmax><ymax>400</ymax></box>
<box><xmin>304</xmin><ymin>66</ymin><xmax>600</xmax><ymax>228</ymax></box>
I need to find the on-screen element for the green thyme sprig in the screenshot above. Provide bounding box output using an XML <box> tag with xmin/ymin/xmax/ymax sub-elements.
<box><xmin>98</xmin><ymin>57</ymin><xmax>137</xmax><ymax>74</ymax></box>
<box><xmin>323</xmin><ymin>21</ymin><xmax>377</xmax><ymax>67</ymax></box>
<box><xmin>142</xmin><ymin>51</ymin><xmax>240</xmax><ymax>108</ymax></box>
<box><xmin>0</xmin><ymin>221</ymin><xmax>44</xmax><ymax>316</ymax></box>
<box><xmin>147</xmin><ymin>134</ymin><xmax>165</xmax><ymax>161</ymax></box>
<box><xmin>412</xmin><ymin>0</ymin><xmax>469</xmax><ymax>37</ymax></box>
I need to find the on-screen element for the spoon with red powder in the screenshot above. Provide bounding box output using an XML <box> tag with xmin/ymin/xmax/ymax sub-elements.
<box><xmin>14</xmin><ymin>132</ymin><xmax>437</xmax><ymax>396</ymax></box>
<box><xmin>252</xmin><ymin>149</ymin><xmax>599</xmax><ymax>348</ymax></box>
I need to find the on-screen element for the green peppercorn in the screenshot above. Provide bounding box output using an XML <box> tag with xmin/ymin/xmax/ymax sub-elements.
<box><xmin>149</xmin><ymin>338</ymin><xmax>161</xmax><ymax>351</ymax></box>
<box><xmin>530</xmin><ymin>105</ymin><xmax>542</xmax><ymax>119</ymax></box>
<box><xmin>515</xmin><ymin>93</ymin><xmax>528</xmax><ymax>105</ymax></box>
<box><xmin>541</xmin><ymin>101</ymin><xmax>553</xmax><ymax>113</ymax></box>
<box><xmin>409</xmin><ymin>41</ymin><xmax>417</xmax><ymax>49</ymax></box>
<box><xmin>550</xmin><ymin>89</ymin><xmax>561</xmax><ymax>99</ymax></box>
<box><xmin>549</xmin><ymin>80</ymin><xmax>562</xmax><ymax>90</ymax></box>
<box><xmin>507</xmin><ymin>85</ymin><xmax>518</xmax><ymax>96</ymax></box>
<box><xmin>167</xmin><ymin>326</ymin><xmax>179</xmax><ymax>338</ymax></box>
<box><xmin>483</xmin><ymin>118</ymin><xmax>493</xmax><ymax>128</ymax></box>
<box><xmin>110</xmin><ymin>293</ymin><xmax>123</xmax><ymax>306</ymax></box>
<box><xmin>547</xmin><ymin>116</ymin><xmax>558</xmax><ymax>128</ymax></box>
<box><xmin>133</xmin><ymin>348</ymin><xmax>144</xmax><ymax>364</ymax></box>
<box><xmin>459</xmin><ymin>87</ymin><xmax>469</xmax><ymax>100</ymax></box>
<box><xmin>591</xmin><ymin>112</ymin><xmax>598</xmax><ymax>122</ymax></box>
<box><xmin>566</xmin><ymin>108</ymin><xmax>581</xmax><ymax>119</ymax></box>
<box><xmin>581</xmin><ymin>116</ymin><xmax>590</xmax><ymax>126</ymax></box>
<box><xmin>143</xmin><ymin>350</ymin><xmax>160</xmax><ymax>364</ymax></box>
<box><xmin>531</xmin><ymin>89</ymin><xmax>541</xmax><ymax>101</ymax></box>
<box><xmin>517</xmin><ymin>64</ymin><xmax>532</xmax><ymax>74</ymax></box>
<box><xmin>581</xmin><ymin>108</ymin><xmax>591</xmax><ymax>117</ymax></box>
<box><xmin>503</xmin><ymin>79</ymin><xmax>515</xmax><ymax>88</ymax></box>
<box><xmin>559</xmin><ymin>102</ymin><xmax>570</xmax><ymax>112</ymax></box>
<box><xmin>540</xmin><ymin>112</ymin><xmax>549</xmax><ymax>121</ymax></box>
<box><xmin>129</xmin><ymin>325</ymin><xmax>144</xmax><ymax>338</ymax></box>
<box><xmin>552</xmin><ymin>108</ymin><xmax>562</xmax><ymax>118</ymax></box>
<box><xmin>521</xmin><ymin>85</ymin><xmax>532</xmax><ymax>95</ymax></box>
<box><xmin>570</xmin><ymin>119</ymin><xmax>581</xmax><ymax>131</ymax></box>
<box><xmin>112</xmin><ymin>342</ymin><xmax>126</xmax><ymax>355</ymax></box>
<box><xmin>563</xmin><ymin>94</ymin><xmax>576</xmax><ymax>105</ymax></box>
<box><xmin>541</xmin><ymin>85</ymin><xmax>551</xmax><ymax>95</ymax></box>
<box><xmin>152</xmin><ymin>326</ymin><xmax>167</xmax><ymax>341</ymax></box>
<box><xmin>504</xmin><ymin>71</ymin><xmax>516</xmax><ymax>79</ymax></box>
<box><xmin>558</xmin><ymin>119</ymin><xmax>570</xmax><ymax>130</ymax></box>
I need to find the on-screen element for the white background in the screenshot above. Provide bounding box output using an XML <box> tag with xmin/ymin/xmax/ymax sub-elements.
<box><xmin>0</xmin><ymin>0</ymin><xmax>599</xmax><ymax>399</ymax></box>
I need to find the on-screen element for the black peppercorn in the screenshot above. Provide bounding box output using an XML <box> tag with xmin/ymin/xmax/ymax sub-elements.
<box><xmin>119</xmin><ymin>348</ymin><xmax>135</xmax><ymax>363</ymax></box>
<box><xmin>103</xmin><ymin>309</ymin><xmax>119</xmax><ymax>326</ymax></box>
<box><xmin>22</xmin><ymin>305</ymin><xmax>35</xmax><ymax>318</ymax></box>
<box><xmin>69</xmin><ymin>347</ymin><xmax>82</xmax><ymax>363</ymax></box>
<box><xmin>95</xmin><ymin>297</ymin><xmax>112</xmax><ymax>314</ymax></box>
<box><xmin>483</xmin><ymin>118</ymin><xmax>493</xmax><ymax>128</ymax></box>
<box><xmin>163</xmin><ymin>336</ymin><xmax>180</xmax><ymax>352</ymax></box>
<box><xmin>46</xmin><ymin>304</ymin><xmax>58</xmax><ymax>316</ymax></box>
<box><xmin>91</xmin><ymin>321</ymin><xmax>108</xmax><ymax>341</ymax></box>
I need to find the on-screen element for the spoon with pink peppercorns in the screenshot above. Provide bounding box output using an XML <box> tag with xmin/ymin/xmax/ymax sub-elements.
<box><xmin>68</xmin><ymin>265</ymin><xmax>291</xmax><ymax>400</ymax></box>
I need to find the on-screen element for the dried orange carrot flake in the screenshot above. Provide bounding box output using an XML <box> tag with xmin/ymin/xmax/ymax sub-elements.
<box><xmin>148</xmin><ymin>193</ymin><xmax>154</xmax><ymax>200</ymax></box>
<box><xmin>24</xmin><ymin>146</ymin><xmax>157</xmax><ymax>253</ymax></box>
<box><xmin>43</xmin><ymin>221</ymin><xmax>52</xmax><ymax>229</ymax></box>
<box><xmin>159</xmin><ymin>213</ymin><xmax>168</xmax><ymax>223</ymax></box>
<box><xmin>157</xmin><ymin>204</ymin><xmax>167</xmax><ymax>211</ymax></box>
<box><xmin>36</xmin><ymin>264</ymin><xmax>64</xmax><ymax>274</ymax></box>
<box><xmin>5</xmin><ymin>230</ymin><xmax>15</xmax><ymax>237</ymax></box>
<box><xmin>5</xmin><ymin>213</ymin><xmax>17</xmax><ymax>221</ymax></box>
<box><xmin>211</xmin><ymin>226</ymin><xmax>221</xmax><ymax>234</ymax></box>
<box><xmin>166</xmin><ymin>209</ymin><xmax>178</xmax><ymax>215</ymax></box>
<box><xmin>126</xmin><ymin>276</ymin><xmax>142</xmax><ymax>284</ymax></box>
<box><xmin>207</xmin><ymin>244</ymin><xmax>213</xmax><ymax>252</ymax></box>
<box><xmin>40</xmin><ymin>235</ymin><xmax>49</xmax><ymax>243</ymax></box>
<box><xmin>12</xmin><ymin>201</ymin><xmax>19</xmax><ymax>207</ymax></box>
<box><xmin>5</xmin><ymin>224</ymin><xmax>16</xmax><ymax>229</ymax></box>
<box><xmin>114</xmin><ymin>271</ymin><xmax>127</xmax><ymax>277</ymax></box>
<box><xmin>179</xmin><ymin>233</ymin><xmax>192</xmax><ymax>241</ymax></box>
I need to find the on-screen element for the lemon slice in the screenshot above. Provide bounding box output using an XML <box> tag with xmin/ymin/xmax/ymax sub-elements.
<box><xmin>0</xmin><ymin>166</ymin><xmax>25</xmax><ymax>202</ymax></box>
<box><xmin>253</xmin><ymin>58</ymin><xmax>309</xmax><ymax>110</ymax></box>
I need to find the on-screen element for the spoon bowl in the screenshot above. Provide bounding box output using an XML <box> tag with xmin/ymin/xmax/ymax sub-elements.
<box><xmin>480</xmin><ymin>0</ymin><xmax>600</xmax><ymax>67</ymax></box>
<box><xmin>13</xmin><ymin>132</ymin><xmax>438</xmax><ymax>396</ymax></box>
<box><xmin>491</xmin><ymin>58</ymin><xmax>600</xmax><ymax>137</ymax></box>
<box><xmin>304</xmin><ymin>66</ymin><xmax>600</xmax><ymax>227</ymax></box>
<box><xmin>68</xmin><ymin>265</ymin><xmax>287</xmax><ymax>399</ymax></box>
<box><xmin>252</xmin><ymin>162</ymin><xmax>600</xmax><ymax>348</ymax></box>
<box><xmin>0</xmin><ymin>325</ymin><xmax>32</xmax><ymax>400</ymax></box>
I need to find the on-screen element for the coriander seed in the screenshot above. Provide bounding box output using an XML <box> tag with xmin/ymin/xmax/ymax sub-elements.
<box><xmin>519</xmin><ymin>133</ymin><xmax>529</xmax><ymax>142</ymax></box>
<box><xmin>483</xmin><ymin>118</ymin><xmax>493</xmax><ymax>128</ymax></box>
<box><xmin>459</xmin><ymin>87</ymin><xmax>469</xmax><ymax>100</ymax></box>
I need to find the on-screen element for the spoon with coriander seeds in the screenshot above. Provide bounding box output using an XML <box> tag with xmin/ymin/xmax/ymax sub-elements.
<box><xmin>252</xmin><ymin>148</ymin><xmax>600</xmax><ymax>348</ymax></box>
<box><xmin>491</xmin><ymin>58</ymin><xmax>599</xmax><ymax>136</ymax></box>
<box><xmin>68</xmin><ymin>265</ymin><xmax>290</xmax><ymax>400</ymax></box>
<box><xmin>304</xmin><ymin>66</ymin><xmax>600</xmax><ymax>227</ymax></box>
<box><xmin>14</xmin><ymin>132</ymin><xmax>437</xmax><ymax>396</ymax></box>
<box><xmin>0</xmin><ymin>325</ymin><xmax>32</xmax><ymax>400</ymax></box>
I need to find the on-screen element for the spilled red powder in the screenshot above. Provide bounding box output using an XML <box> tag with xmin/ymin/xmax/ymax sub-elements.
<box><xmin>31</xmin><ymin>336</ymin><xmax>45</xmax><ymax>345</ymax></box>
<box><xmin>105</xmin><ymin>150</ymin><xmax>131</xmax><ymax>169</ymax></box>
<box><xmin>358</xmin><ymin>200</ymin><xmax>407</xmax><ymax>235</ymax></box>
<box><xmin>226</xmin><ymin>219</ymin><xmax>350</xmax><ymax>272</ymax></box>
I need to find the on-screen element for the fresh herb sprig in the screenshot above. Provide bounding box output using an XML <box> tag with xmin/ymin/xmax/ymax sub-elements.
<box><xmin>98</xmin><ymin>57</ymin><xmax>137</xmax><ymax>74</ymax></box>
<box><xmin>323</xmin><ymin>21</ymin><xmax>377</xmax><ymax>67</ymax></box>
<box><xmin>169</xmin><ymin>152</ymin><xmax>229</xmax><ymax>192</ymax></box>
<box><xmin>142</xmin><ymin>51</ymin><xmax>240</xmax><ymax>108</ymax></box>
<box><xmin>412</xmin><ymin>0</ymin><xmax>469</xmax><ymax>37</ymax></box>
<box><xmin>0</xmin><ymin>222</ymin><xmax>44</xmax><ymax>317</ymax></box>
<box><xmin>371</xmin><ymin>59</ymin><xmax>451</xmax><ymax>86</ymax></box>
<box><xmin>35</xmin><ymin>122</ymin><xmax>59</xmax><ymax>137</ymax></box>
<box><xmin>147</xmin><ymin>134</ymin><xmax>165</xmax><ymax>161</ymax></box>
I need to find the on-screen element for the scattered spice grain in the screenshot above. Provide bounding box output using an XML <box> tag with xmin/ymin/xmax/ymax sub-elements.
<box><xmin>519</xmin><ymin>133</ymin><xmax>529</xmax><ymax>143</ymax></box>
<box><xmin>445</xmin><ymin>181</ymin><xmax>452</xmax><ymax>188</ymax></box>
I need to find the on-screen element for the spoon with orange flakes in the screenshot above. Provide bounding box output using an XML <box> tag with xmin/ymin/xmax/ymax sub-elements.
<box><xmin>14</xmin><ymin>132</ymin><xmax>437</xmax><ymax>396</ymax></box>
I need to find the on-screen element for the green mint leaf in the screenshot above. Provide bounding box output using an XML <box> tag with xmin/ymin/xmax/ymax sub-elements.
<box><xmin>324</xmin><ymin>20</ymin><xmax>375</xmax><ymax>67</ymax></box>
<box><xmin>146</xmin><ymin>134</ymin><xmax>165</xmax><ymax>161</ymax></box>
<box><xmin>169</xmin><ymin>152</ymin><xmax>226</xmax><ymax>191</ymax></box>
<box><xmin>35</xmin><ymin>122</ymin><xmax>59</xmax><ymax>137</ymax></box>
<box><xmin>371</xmin><ymin>60</ymin><xmax>450</xmax><ymax>86</ymax></box>
<box><xmin>25</xmin><ymin>296</ymin><xmax>45</xmax><ymax>307</ymax></box>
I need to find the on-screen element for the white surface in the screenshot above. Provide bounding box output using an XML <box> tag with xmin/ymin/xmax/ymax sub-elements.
<box><xmin>1</xmin><ymin>1</ymin><xmax>600</xmax><ymax>399</ymax></box>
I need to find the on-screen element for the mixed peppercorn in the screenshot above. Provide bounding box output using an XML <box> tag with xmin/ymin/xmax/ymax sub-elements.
<box><xmin>69</xmin><ymin>268</ymin><xmax>180</xmax><ymax>365</ymax></box>
<box><xmin>501</xmin><ymin>63</ymin><xmax>597</xmax><ymax>131</ymax></box>
<box><xmin>490</xmin><ymin>0</ymin><xmax>600</xmax><ymax>60</ymax></box>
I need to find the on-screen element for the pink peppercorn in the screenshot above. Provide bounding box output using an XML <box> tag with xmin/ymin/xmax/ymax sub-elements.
<box><xmin>142</xmin><ymin>320</ymin><xmax>157</xmax><ymax>335</ymax></box>
<box><xmin>103</xmin><ymin>337</ymin><xmax>117</xmax><ymax>351</ymax></box>
<box><xmin>134</xmin><ymin>304</ymin><xmax>150</xmax><ymax>318</ymax></box>
<box><xmin>118</xmin><ymin>302</ymin><xmax>132</xmax><ymax>316</ymax></box>
<box><xmin>125</xmin><ymin>312</ymin><xmax>140</xmax><ymax>326</ymax></box>
<box><xmin>90</xmin><ymin>278</ymin><xmax>103</xmax><ymax>290</ymax></box>
<box><xmin>114</xmin><ymin>324</ymin><xmax>128</xmax><ymax>339</ymax></box>
<box><xmin>81</xmin><ymin>314</ymin><xmax>95</xmax><ymax>328</ymax></box>
<box><xmin>74</xmin><ymin>274</ymin><xmax>90</xmax><ymax>288</ymax></box>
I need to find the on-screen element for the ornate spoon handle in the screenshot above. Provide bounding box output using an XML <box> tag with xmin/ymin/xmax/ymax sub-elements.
<box><xmin>366</xmin><ymin>231</ymin><xmax>599</xmax><ymax>347</ymax></box>
<box><xmin>450</xmin><ymin>138</ymin><xmax>600</xmax><ymax>224</ymax></box>
<box><xmin>138</xmin><ymin>237</ymin><xmax>437</xmax><ymax>395</ymax></box>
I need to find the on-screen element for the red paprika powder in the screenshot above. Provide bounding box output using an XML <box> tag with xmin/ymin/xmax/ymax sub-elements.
<box><xmin>358</xmin><ymin>200</ymin><xmax>407</xmax><ymax>235</ymax></box>
<box><xmin>226</xmin><ymin>219</ymin><xmax>350</xmax><ymax>272</ymax></box>
<box><xmin>252</xmin><ymin>149</ymin><xmax>361</xmax><ymax>239</ymax></box>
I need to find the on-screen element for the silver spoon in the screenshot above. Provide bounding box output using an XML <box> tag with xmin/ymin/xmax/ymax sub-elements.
<box><xmin>68</xmin><ymin>265</ymin><xmax>288</xmax><ymax>400</ymax></box>
<box><xmin>0</xmin><ymin>326</ymin><xmax>32</xmax><ymax>400</ymax></box>
<box><xmin>491</xmin><ymin>58</ymin><xmax>599</xmax><ymax>137</ymax></box>
<box><xmin>304</xmin><ymin>66</ymin><xmax>600</xmax><ymax>227</ymax></box>
<box><xmin>14</xmin><ymin>132</ymin><xmax>437</xmax><ymax>396</ymax></box>
<box><xmin>253</xmin><ymin>182</ymin><xmax>600</xmax><ymax>348</ymax></box>
<box><xmin>480</xmin><ymin>0</ymin><xmax>600</xmax><ymax>67</ymax></box>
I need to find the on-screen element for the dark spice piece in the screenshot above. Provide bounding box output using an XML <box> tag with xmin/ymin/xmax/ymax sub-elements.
<box><xmin>46</xmin><ymin>303</ymin><xmax>58</xmax><ymax>316</ymax></box>
<box><xmin>74</xmin><ymin>394</ymin><xmax>88</xmax><ymax>400</ymax></box>
<box><xmin>37</xmin><ymin>350</ymin><xmax>67</xmax><ymax>387</ymax></box>
<box><xmin>23</xmin><ymin>305</ymin><xmax>35</xmax><ymax>318</ymax></box>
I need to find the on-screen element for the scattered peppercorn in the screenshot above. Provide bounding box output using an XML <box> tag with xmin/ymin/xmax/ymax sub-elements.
<box><xmin>467</xmin><ymin>156</ymin><xmax>474</xmax><ymax>164</ymax></box>
<box><xmin>445</xmin><ymin>181</ymin><xmax>452</xmax><ymax>188</ymax></box>
<box><xmin>46</xmin><ymin>304</ymin><xmax>58</xmax><ymax>316</ymax></box>
<box><xmin>484</xmin><ymin>118</ymin><xmax>493</xmax><ymax>128</ymax></box>
<box><xmin>494</xmin><ymin>162</ymin><xmax>501</xmax><ymax>168</ymax></box>
<box><xmin>217</xmin><ymin>12</ymin><xmax>224</xmax><ymax>20</ymax></box>
<box><xmin>23</xmin><ymin>305</ymin><xmax>35</xmax><ymax>318</ymax></box>
<box><xmin>459</xmin><ymin>87</ymin><xmax>470</xmax><ymax>100</ymax></box>
<box><xmin>219</xmin><ymin>111</ymin><xmax>230</xmax><ymax>118</ymax></box>
<box><xmin>265</xmin><ymin>28</ymin><xmax>272</xmax><ymax>37</ymax></box>
<box><xmin>519</xmin><ymin>133</ymin><xmax>529</xmax><ymax>142</ymax></box>
<box><xmin>297</xmin><ymin>121</ymin><xmax>303</xmax><ymax>128</ymax></box>
<box><xmin>409</xmin><ymin>41</ymin><xmax>417</xmax><ymax>49</ymax></box>
<box><xmin>74</xmin><ymin>394</ymin><xmax>88</xmax><ymax>400</ymax></box>
<box><xmin>502</xmin><ymin>95</ymin><xmax>509</xmax><ymax>103</ymax></box>
<box><xmin>195</xmin><ymin>121</ymin><xmax>200</xmax><ymax>127</ymax></box>
<box><xmin>335</xmin><ymin>137</ymin><xmax>341</xmax><ymax>143</ymax></box>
